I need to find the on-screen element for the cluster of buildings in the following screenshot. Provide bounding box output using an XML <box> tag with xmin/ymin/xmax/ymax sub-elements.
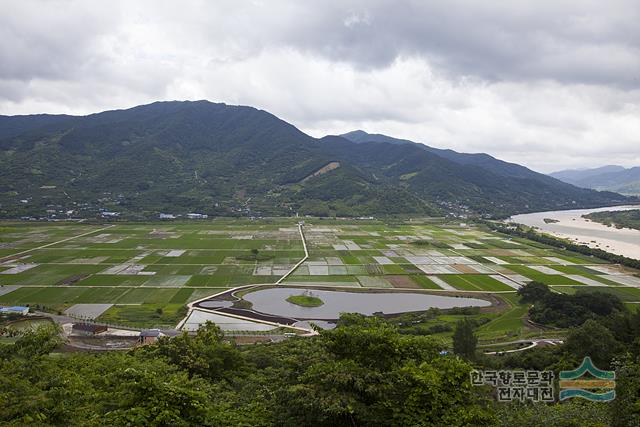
<box><xmin>0</xmin><ymin>306</ymin><xmax>29</xmax><ymax>316</ymax></box>
<box><xmin>70</xmin><ymin>322</ymin><xmax>175</xmax><ymax>346</ymax></box>
<box><xmin>159</xmin><ymin>213</ymin><xmax>208</xmax><ymax>219</ymax></box>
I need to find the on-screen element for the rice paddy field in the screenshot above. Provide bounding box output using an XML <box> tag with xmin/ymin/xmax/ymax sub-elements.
<box><xmin>1</xmin><ymin>218</ymin><xmax>639</xmax><ymax>330</ymax></box>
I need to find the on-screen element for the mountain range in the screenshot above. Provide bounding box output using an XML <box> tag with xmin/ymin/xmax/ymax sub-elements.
<box><xmin>0</xmin><ymin>100</ymin><xmax>632</xmax><ymax>219</ymax></box>
<box><xmin>550</xmin><ymin>166</ymin><xmax>640</xmax><ymax>196</ymax></box>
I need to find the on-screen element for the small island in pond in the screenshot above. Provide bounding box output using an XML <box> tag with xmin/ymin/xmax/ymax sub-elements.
<box><xmin>286</xmin><ymin>293</ymin><xmax>324</xmax><ymax>307</ymax></box>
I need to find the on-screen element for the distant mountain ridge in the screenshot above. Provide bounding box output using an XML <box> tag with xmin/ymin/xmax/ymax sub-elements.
<box><xmin>550</xmin><ymin>166</ymin><xmax>640</xmax><ymax>195</ymax></box>
<box><xmin>0</xmin><ymin>101</ymin><xmax>631</xmax><ymax>219</ymax></box>
<box><xmin>550</xmin><ymin>165</ymin><xmax>626</xmax><ymax>182</ymax></box>
<box><xmin>340</xmin><ymin>130</ymin><xmax>560</xmax><ymax>182</ymax></box>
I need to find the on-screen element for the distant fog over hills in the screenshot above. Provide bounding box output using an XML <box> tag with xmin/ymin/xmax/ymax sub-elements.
<box><xmin>550</xmin><ymin>166</ymin><xmax>640</xmax><ymax>196</ymax></box>
<box><xmin>0</xmin><ymin>101</ymin><xmax>632</xmax><ymax>219</ymax></box>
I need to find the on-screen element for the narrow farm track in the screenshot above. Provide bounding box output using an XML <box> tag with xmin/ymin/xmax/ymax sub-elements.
<box><xmin>482</xmin><ymin>338</ymin><xmax>564</xmax><ymax>355</ymax></box>
<box><xmin>276</xmin><ymin>222</ymin><xmax>308</xmax><ymax>284</ymax></box>
<box><xmin>0</xmin><ymin>224</ymin><xmax>116</xmax><ymax>264</ymax></box>
<box><xmin>177</xmin><ymin>223</ymin><xmax>310</xmax><ymax>331</ymax></box>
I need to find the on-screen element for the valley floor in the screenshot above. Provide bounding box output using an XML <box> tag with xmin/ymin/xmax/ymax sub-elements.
<box><xmin>1</xmin><ymin>217</ymin><xmax>639</xmax><ymax>345</ymax></box>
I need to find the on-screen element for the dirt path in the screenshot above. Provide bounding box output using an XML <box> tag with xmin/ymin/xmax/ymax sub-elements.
<box><xmin>276</xmin><ymin>223</ymin><xmax>308</xmax><ymax>284</ymax></box>
<box><xmin>176</xmin><ymin>223</ymin><xmax>310</xmax><ymax>331</ymax></box>
<box><xmin>0</xmin><ymin>224</ymin><xmax>116</xmax><ymax>264</ymax></box>
<box><xmin>482</xmin><ymin>338</ymin><xmax>564</xmax><ymax>354</ymax></box>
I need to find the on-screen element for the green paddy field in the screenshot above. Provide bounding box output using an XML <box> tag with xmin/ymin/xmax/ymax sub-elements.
<box><xmin>1</xmin><ymin>218</ymin><xmax>638</xmax><ymax>334</ymax></box>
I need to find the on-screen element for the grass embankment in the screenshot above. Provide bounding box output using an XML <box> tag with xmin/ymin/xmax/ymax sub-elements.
<box><xmin>97</xmin><ymin>304</ymin><xmax>187</xmax><ymax>328</ymax></box>
<box><xmin>392</xmin><ymin>293</ymin><xmax>549</xmax><ymax>345</ymax></box>
<box><xmin>286</xmin><ymin>295</ymin><xmax>324</xmax><ymax>307</ymax></box>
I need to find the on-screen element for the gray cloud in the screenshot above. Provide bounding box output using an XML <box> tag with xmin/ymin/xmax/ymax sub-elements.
<box><xmin>158</xmin><ymin>0</ymin><xmax>640</xmax><ymax>87</ymax></box>
<box><xmin>0</xmin><ymin>0</ymin><xmax>638</xmax><ymax>173</ymax></box>
<box><xmin>0</xmin><ymin>2</ymin><xmax>121</xmax><ymax>81</ymax></box>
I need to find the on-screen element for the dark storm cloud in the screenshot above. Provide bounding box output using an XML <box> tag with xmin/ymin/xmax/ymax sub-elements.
<box><xmin>264</xmin><ymin>0</ymin><xmax>640</xmax><ymax>87</ymax></box>
<box><xmin>2</xmin><ymin>1</ymin><xmax>637</xmax><ymax>89</ymax></box>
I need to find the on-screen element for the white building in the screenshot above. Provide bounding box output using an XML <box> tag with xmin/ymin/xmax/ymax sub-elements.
<box><xmin>186</xmin><ymin>213</ymin><xmax>208</xmax><ymax>219</ymax></box>
<box><xmin>0</xmin><ymin>306</ymin><xmax>29</xmax><ymax>315</ymax></box>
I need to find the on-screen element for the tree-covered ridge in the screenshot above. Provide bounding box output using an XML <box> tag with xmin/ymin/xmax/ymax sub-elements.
<box><xmin>518</xmin><ymin>281</ymin><xmax>625</xmax><ymax>328</ymax></box>
<box><xmin>1</xmin><ymin>317</ymin><xmax>495</xmax><ymax>426</ymax></box>
<box><xmin>4</xmin><ymin>309</ymin><xmax>640</xmax><ymax>426</ymax></box>
<box><xmin>551</xmin><ymin>166</ymin><xmax>640</xmax><ymax>196</ymax></box>
<box><xmin>0</xmin><ymin>101</ymin><xmax>630</xmax><ymax>219</ymax></box>
<box><xmin>584</xmin><ymin>209</ymin><xmax>640</xmax><ymax>231</ymax></box>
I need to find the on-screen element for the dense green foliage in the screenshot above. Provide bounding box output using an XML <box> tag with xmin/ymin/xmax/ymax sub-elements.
<box><xmin>486</xmin><ymin>304</ymin><xmax>640</xmax><ymax>425</ymax></box>
<box><xmin>509</xmin><ymin>282</ymin><xmax>640</xmax><ymax>368</ymax></box>
<box><xmin>585</xmin><ymin>209</ymin><xmax>640</xmax><ymax>231</ymax></box>
<box><xmin>493</xmin><ymin>400</ymin><xmax>612</xmax><ymax>427</ymax></box>
<box><xmin>611</xmin><ymin>358</ymin><xmax>640</xmax><ymax>427</ymax></box>
<box><xmin>5</xmin><ymin>310</ymin><xmax>640</xmax><ymax>425</ymax></box>
<box><xmin>0</xmin><ymin>101</ymin><xmax>630</xmax><ymax>219</ymax></box>
<box><xmin>453</xmin><ymin>318</ymin><xmax>478</xmax><ymax>360</ymax></box>
<box><xmin>1</xmin><ymin>317</ymin><xmax>497</xmax><ymax>426</ymax></box>
<box><xmin>518</xmin><ymin>282</ymin><xmax>625</xmax><ymax>328</ymax></box>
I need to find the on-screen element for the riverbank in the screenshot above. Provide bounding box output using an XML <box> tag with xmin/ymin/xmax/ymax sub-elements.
<box><xmin>509</xmin><ymin>205</ymin><xmax>640</xmax><ymax>260</ymax></box>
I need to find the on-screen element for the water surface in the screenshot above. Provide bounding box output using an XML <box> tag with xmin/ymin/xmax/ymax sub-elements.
<box><xmin>243</xmin><ymin>287</ymin><xmax>491</xmax><ymax>319</ymax></box>
<box><xmin>510</xmin><ymin>205</ymin><xmax>640</xmax><ymax>260</ymax></box>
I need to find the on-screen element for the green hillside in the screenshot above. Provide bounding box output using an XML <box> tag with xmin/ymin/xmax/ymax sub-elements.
<box><xmin>0</xmin><ymin>101</ymin><xmax>631</xmax><ymax>219</ymax></box>
<box><xmin>551</xmin><ymin>166</ymin><xmax>640</xmax><ymax>196</ymax></box>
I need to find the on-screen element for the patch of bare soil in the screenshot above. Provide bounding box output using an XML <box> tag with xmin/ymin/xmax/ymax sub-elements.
<box><xmin>301</xmin><ymin>161</ymin><xmax>341</xmax><ymax>182</ymax></box>
<box><xmin>58</xmin><ymin>274</ymin><xmax>91</xmax><ymax>286</ymax></box>
<box><xmin>148</xmin><ymin>230</ymin><xmax>180</xmax><ymax>239</ymax></box>
<box><xmin>452</xmin><ymin>264</ymin><xmax>477</xmax><ymax>274</ymax></box>
<box><xmin>386</xmin><ymin>275</ymin><xmax>420</xmax><ymax>289</ymax></box>
<box><xmin>487</xmin><ymin>249</ymin><xmax>518</xmax><ymax>257</ymax></box>
<box><xmin>231</xmin><ymin>336</ymin><xmax>274</xmax><ymax>345</ymax></box>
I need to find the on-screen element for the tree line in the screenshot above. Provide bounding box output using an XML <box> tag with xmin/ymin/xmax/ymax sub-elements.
<box><xmin>483</xmin><ymin>221</ymin><xmax>640</xmax><ymax>271</ymax></box>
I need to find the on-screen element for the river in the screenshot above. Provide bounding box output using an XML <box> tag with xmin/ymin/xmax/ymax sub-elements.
<box><xmin>509</xmin><ymin>205</ymin><xmax>640</xmax><ymax>260</ymax></box>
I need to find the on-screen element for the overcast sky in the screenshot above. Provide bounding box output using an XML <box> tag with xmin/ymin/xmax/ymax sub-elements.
<box><xmin>1</xmin><ymin>0</ymin><xmax>639</xmax><ymax>172</ymax></box>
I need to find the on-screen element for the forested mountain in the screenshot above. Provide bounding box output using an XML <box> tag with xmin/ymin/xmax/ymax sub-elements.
<box><xmin>0</xmin><ymin>101</ymin><xmax>631</xmax><ymax>219</ymax></box>
<box><xmin>550</xmin><ymin>166</ymin><xmax>640</xmax><ymax>195</ymax></box>
<box><xmin>550</xmin><ymin>165</ymin><xmax>626</xmax><ymax>182</ymax></box>
<box><xmin>341</xmin><ymin>130</ymin><xmax>571</xmax><ymax>181</ymax></box>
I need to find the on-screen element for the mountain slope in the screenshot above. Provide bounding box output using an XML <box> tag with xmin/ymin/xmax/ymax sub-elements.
<box><xmin>340</xmin><ymin>130</ymin><xmax>561</xmax><ymax>181</ymax></box>
<box><xmin>550</xmin><ymin>166</ymin><xmax>640</xmax><ymax>195</ymax></box>
<box><xmin>0</xmin><ymin>101</ymin><xmax>631</xmax><ymax>219</ymax></box>
<box><xmin>550</xmin><ymin>165</ymin><xmax>626</xmax><ymax>183</ymax></box>
<box><xmin>322</xmin><ymin>136</ymin><xmax>629</xmax><ymax>214</ymax></box>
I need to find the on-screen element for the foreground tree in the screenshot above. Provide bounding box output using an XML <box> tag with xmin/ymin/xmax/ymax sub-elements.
<box><xmin>517</xmin><ymin>281</ymin><xmax>551</xmax><ymax>304</ymax></box>
<box><xmin>611</xmin><ymin>358</ymin><xmax>640</xmax><ymax>427</ymax></box>
<box><xmin>139</xmin><ymin>321</ymin><xmax>243</xmax><ymax>380</ymax></box>
<box><xmin>495</xmin><ymin>400</ymin><xmax>610</xmax><ymax>427</ymax></box>
<box><xmin>0</xmin><ymin>323</ymin><xmax>63</xmax><ymax>359</ymax></box>
<box><xmin>565</xmin><ymin>319</ymin><xmax>622</xmax><ymax>368</ymax></box>
<box><xmin>0</xmin><ymin>329</ymin><xmax>223</xmax><ymax>425</ymax></box>
<box><xmin>453</xmin><ymin>318</ymin><xmax>478</xmax><ymax>360</ymax></box>
<box><xmin>276</xmin><ymin>315</ymin><xmax>494</xmax><ymax>426</ymax></box>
